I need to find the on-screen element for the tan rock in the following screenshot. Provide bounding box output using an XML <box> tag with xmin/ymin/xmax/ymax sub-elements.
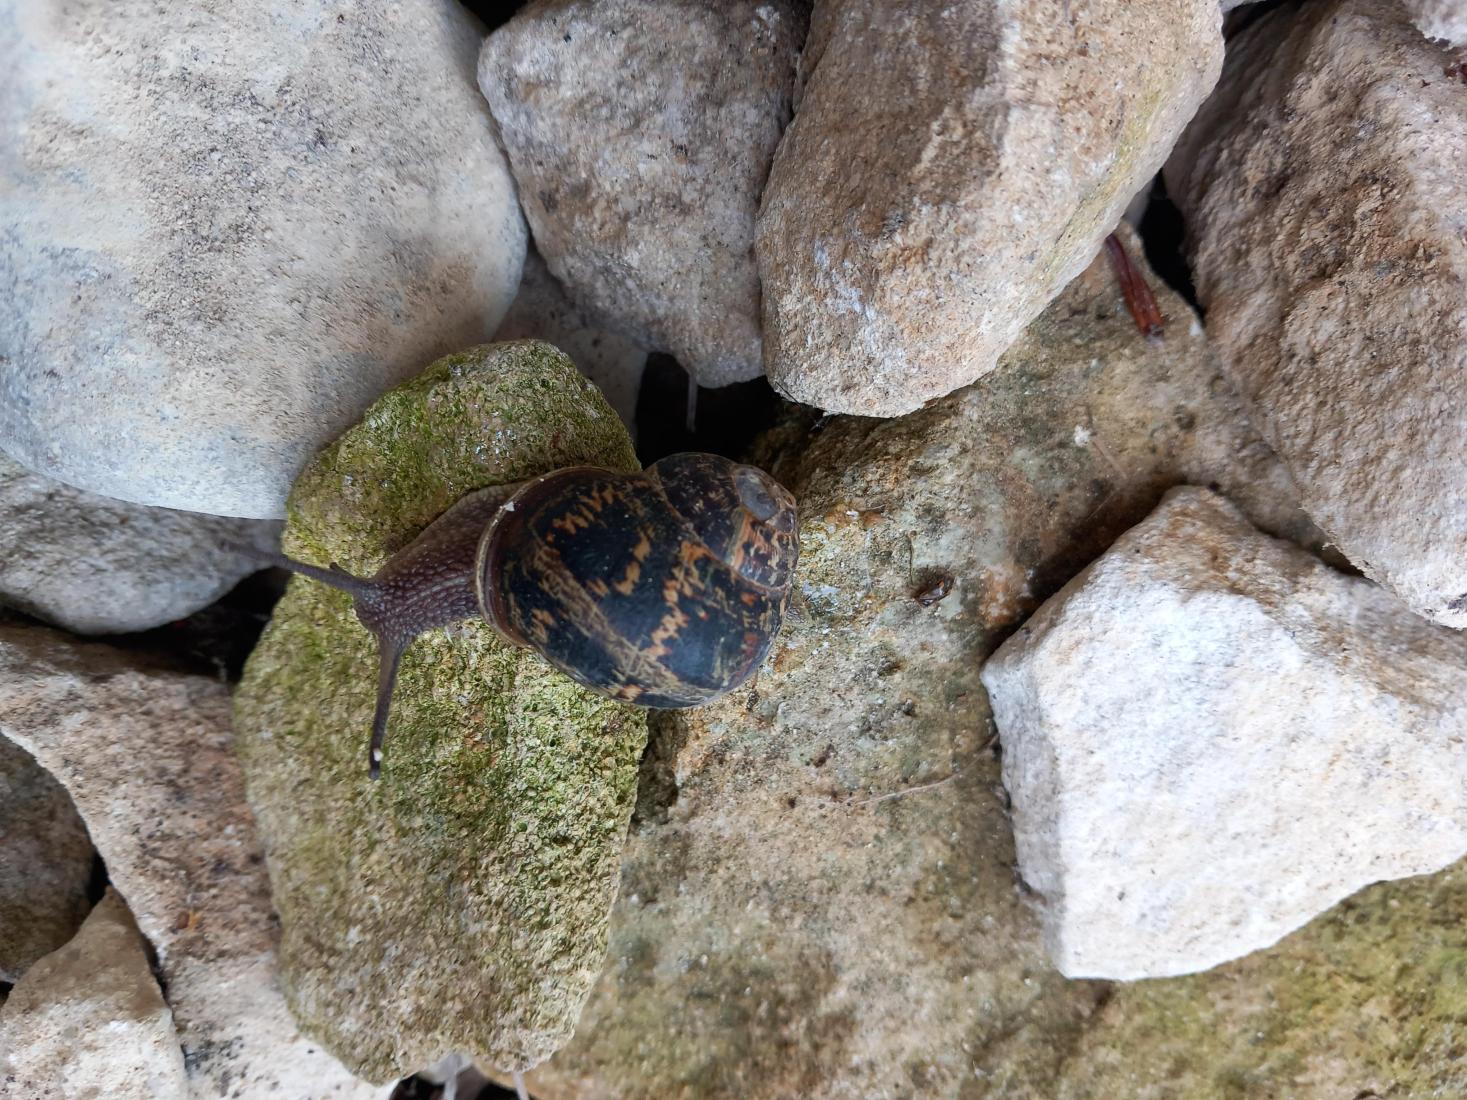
<box><xmin>0</xmin><ymin>731</ymin><xmax>93</xmax><ymax>983</ymax></box>
<box><xmin>512</xmin><ymin>231</ymin><xmax>1317</xmax><ymax>1098</ymax></box>
<box><xmin>0</xmin><ymin>889</ymin><xmax>190</xmax><ymax>1100</ymax></box>
<box><xmin>1167</xmin><ymin>0</ymin><xmax>1467</xmax><ymax>626</ymax></box>
<box><xmin>480</xmin><ymin>0</ymin><xmax>805</xmax><ymax>386</ymax></box>
<box><xmin>757</xmin><ymin>0</ymin><xmax>1224</xmax><ymax>415</ymax></box>
<box><xmin>0</xmin><ymin>623</ymin><xmax>375</xmax><ymax>1099</ymax></box>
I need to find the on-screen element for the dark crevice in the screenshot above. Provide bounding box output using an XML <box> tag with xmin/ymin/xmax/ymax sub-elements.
<box><xmin>631</xmin><ymin>709</ymin><xmax>690</xmax><ymax>829</ymax></box>
<box><xmin>84</xmin><ymin>851</ymin><xmax>109</xmax><ymax>907</ymax></box>
<box><xmin>1135</xmin><ymin>172</ymin><xmax>1201</xmax><ymax>316</ymax></box>
<box><xmin>1224</xmin><ymin>0</ymin><xmax>1309</xmax><ymax>39</ymax></box>
<box><xmin>455</xmin><ymin>0</ymin><xmax>528</xmax><ymax>33</ymax></box>
<box><xmin>634</xmin><ymin>353</ymin><xmax>782</xmax><ymax>466</ymax></box>
<box><xmin>390</xmin><ymin>1073</ymin><xmax>533</xmax><ymax>1100</ymax></box>
<box><xmin>100</xmin><ymin>568</ymin><xmax>287</xmax><ymax>684</ymax></box>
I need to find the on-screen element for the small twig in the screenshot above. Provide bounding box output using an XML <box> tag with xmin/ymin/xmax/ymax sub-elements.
<box><xmin>685</xmin><ymin>374</ymin><xmax>698</xmax><ymax>435</ymax></box>
<box><xmin>848</xmin><ymin>774</ymin><xmax>957</xmax><ymax>807</ymax></box>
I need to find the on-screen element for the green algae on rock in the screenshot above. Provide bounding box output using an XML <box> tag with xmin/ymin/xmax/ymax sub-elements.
<box><xmin>232</xmin><ymin>341</ymin><xmax>648</xmax><ymax>1083</ymax></box>
<box><xmin>1048</xmin><ymin>861</ymin><xmax>1467</xmax><ymax>1099</ymax></box>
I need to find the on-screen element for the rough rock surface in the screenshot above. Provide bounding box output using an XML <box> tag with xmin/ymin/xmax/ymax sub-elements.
<box><xmin>509</xmin><ymin>233</ymin><xmax>1319</xmax><ymax>1099</ymax></box>
<box><xmin>984</xmin><ymin>487</ymin><xmax>1467</xmax><ymax>980</ymax></box>
<box><xmin>756</xmin><ymin>0</ymin><xmax>1223</xmax><ymax>416</ymax></box>
<box><xmin>0</xmin><ymin>889</ymin><xmax>190</xmax><ymax>1100</ymax></box>
<box><xmin>1167</xmin><ymin>0</ymin><xmax>1467</xmax><ymax>626</ymax></box>
<box><xmin>0</xmin><ymin>622</ymin><xmax>375</xmax><ymax>1099</ymax></box>
<box><xmin>495</xmin><ymin>251</ymin><xmax>648</xmax><ymax>432</ymax></box>
<box><xmin>0</xmin><ymin>453</ymin><xmax>280</xmax><ymax>634</ymax></box>
<box><xmin>1406</xmin><ymin>0</ymin><xmax>1467</xmax><ymax>44</ymax></box>
<box><xmin>0</xmin><ymin>0</ymin><xmax>526</xmax><ymax>518</ymax></box>
<box><xmin>1048</xmin><ymin>861</ymin><xmax>1467</xmax><ymax>1098</ymax></box>
<box><xmin>233</xmin><ymin>343</ymin><xmax>648</xmax><ymax>1082</ymax></box>
<box><xmin>480</xmin><ymin>0</ymin><xmax>804</xmax><ymax>386</ymax></box>
<box><xmin>0</xmin><ymin>732</ymin><xmax>93</xmax><ymax>983</ymax></box>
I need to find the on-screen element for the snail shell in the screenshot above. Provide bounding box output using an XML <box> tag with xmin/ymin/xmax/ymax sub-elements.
<box><xmin>479</xmin><ymin>452</ymin><xmax>797</xmax><ymax>707</ymax></box>
<box><xmin>270</xmin><ymin>452</ymin><xmax>799</xmax><ymax>777</ymax></box>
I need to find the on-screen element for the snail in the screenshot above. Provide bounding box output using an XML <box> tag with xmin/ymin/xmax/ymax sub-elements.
<box><xmin>266</xmin><ymin>452</ymin><xmax>799</xmax><ymax>779</ymax></box>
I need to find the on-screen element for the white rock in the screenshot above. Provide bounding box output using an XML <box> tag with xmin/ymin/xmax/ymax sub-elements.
<box><xmin>981</xmin><ymin>487</ymin><xmax>1467</xmax><ymax>981</ymax></box>
<box><xmin>0</xmin><ymin>622</ymin><xmax>378</xmax><ymax>1099</ymax></box>
<box><xmin>0</xmin><ymin>732</ymin><xmax>93</xmax><ymax>982</ymax></box>
<box><xmin>494</xmin><ymin>251</ymin><xmax>647</xmax><ymax>433</ymax></box>
<box><xmin>1404</xmin><ymin>0</ymin><xmax>1467</xmax><ymax>44</ymax></box>
<box><xmin>0</xmin><ymin>453</ymin><xmax>279</xmax><ymax>634</ymax></box>
<box><xmin>480</xmin><ymin>0</ymin><xmax>805</xmax><ymax>386</ymax></box>
<box><xmin>755</xmin><ymin>0</ymin><xmax>1224</xmax><ymax>416</ymax></box>
<box><xmin>0</xmin><ymin>0</ymin><xmax>526</xmax><ymax>519</ymax></box>
<box><xmin>1166</xmin><ymin>0</ymin><xmax>1467</xmax><ymax>627</ymax></box>
<box><xmin>0</xmin><ymin>889</ymin><xmax>190</xmax><ymax>1100</ymax></box>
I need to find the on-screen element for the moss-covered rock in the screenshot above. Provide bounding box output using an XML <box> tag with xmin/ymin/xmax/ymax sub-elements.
<box><xmin>1051</xmin><ymin>863</ymin><xmax>1467</xmax><ymax>1099</ymax></box>
<box><xmin>233</xmin><ymin>341</ymin><xmax>648</xmax><ymax>1083</ymax></box>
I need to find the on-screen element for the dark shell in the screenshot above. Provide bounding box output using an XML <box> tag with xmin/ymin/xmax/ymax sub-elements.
<box><xmin>644</xmin><ymin>451</ymin><xmax>798</xmax><ymax>591</ymax></box>
<box><xmin>476</xmin><ymin>455</ymin><xmax>798</xmax><ymax>707</ymax></box>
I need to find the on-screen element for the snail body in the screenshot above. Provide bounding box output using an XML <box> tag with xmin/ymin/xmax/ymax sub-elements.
<box><xmin>271</xmin><ymin>452</ymin><xmax>798</xmax><ymax>778</ymax></box>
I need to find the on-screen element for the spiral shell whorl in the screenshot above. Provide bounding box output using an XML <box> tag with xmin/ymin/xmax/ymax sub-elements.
<box><xmin>644</xmin><ymin>452</ymin><xmax>798</xmax><ymax>591</ymax></box>
<box><xmin>475</xmin><ymin>454</ymin><xmax>798</xmax><ymax>707</ymax></box>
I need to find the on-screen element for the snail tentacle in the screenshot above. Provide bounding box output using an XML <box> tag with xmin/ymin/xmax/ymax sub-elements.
<box><xmin>256</xmin><ymin>551</ymin><xmax>378</xmax><ymax>599</ymax></box>
<box><xmin>369</xmin><ymin>638</ymin><xmax>407</xmax><ymax>781</ymax></box>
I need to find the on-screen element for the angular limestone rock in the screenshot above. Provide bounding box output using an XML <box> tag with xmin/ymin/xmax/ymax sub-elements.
<box><xmin>0</xmin><ymin>622</ymin><xmax>375</xmax><ymax>1099</ymax></box>
<box><xmin>0</xmin><ymin>453</ymin><xmax>279</xmax><ymax>634</ymax></box>
<box><xmin>0</xmin><ymin>0</ymin><xmax>525</xmax><ymax>518</ymax></box>
<box><xmin>756</xmin><ymin>0</ymin><xmax>1223</xmax><ymax>415</ymax></box>
<box><xmin>1167</xmin><ymin>0</ymin><xmax>1467</xmax><ymax>626</ymax></box>
<box><xmin>0</xmin><ymin>889</ymin><xmax>190</xmax><ymax>1100</ymax></box>
<box><xmin>982</xmin><ymin>487</ymin><xmax>1467</xmax><ymax>980</ymax></box>
<box><xmin>514</xmin><ymin>234</ymin><xmax>1317</xmax><ymax>1099</ymax></box>
<box><xmin>233</xmin><ymin>343</ymin><xmax>648</xmax><ymax>1082</ymax></box>
<box><xmin>0</xmin><ymin>732</ymin><xmax>93</xmax><ymax>982</ymax></box>
<box><xmin>495</xmin><ymin>251</ymin><xmax>648</xmax><ymax>433</ymax></box>
<box><xmin>480</xmin><ymin>0</ymin><xmax>805</xmax><ymax>386</ymax></box>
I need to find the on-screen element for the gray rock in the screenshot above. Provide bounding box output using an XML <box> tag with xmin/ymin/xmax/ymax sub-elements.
<box><xmin>756</xmin><ymin>0</ymin><xmax>1224</xmax><ymax>416</ymax></box>
<box><xmin>0</xmin><ymin>622</ymin><xmax>376</xmax><ymax>1099</ymax></box>
<box><xmin>0</xmin><ymin>0</ymin><xmax>526</xmax><ymax>519</ymax></box>
<box><xmin>1166</xmin><ymin>0</ymin><xmax>1467</xmax><ymax>627</ymax></box>
<box><xmin>0</xmin><ymin>453</ymin><xmax>279</xmax><ymax>634</ymax></box>
<box><xmin>513</xmin><ymin>232</ymin><xmax>1319</xmax><ymax>1099</ymax></box>
<box><xmin>480</xmin><ymin>0</ymin><xmax>805</xmax><ymax>386</ymax></box>
<box><xmin>0</xmin><ymin>889</ymin><xmax>190</xmax><ymax>1100</ymax></box>
<box><xmin>495</xmin><ymin>250</ymin><xmax>648</xmax><ymax>433</ymax></box>
<box><xmin>232</xmin><ymin>343</ymin><xmax>648</xmax><ymax>1083</ymax></box>
<box><xmin>983</xmin><ymin>487</ymin><xmax>1467</xmax><ymax>980</ymax></box>
<box><xmin>0</xmin><ymin>732</ymin><xmax>93</xmax><ymax>983</ymax></box>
